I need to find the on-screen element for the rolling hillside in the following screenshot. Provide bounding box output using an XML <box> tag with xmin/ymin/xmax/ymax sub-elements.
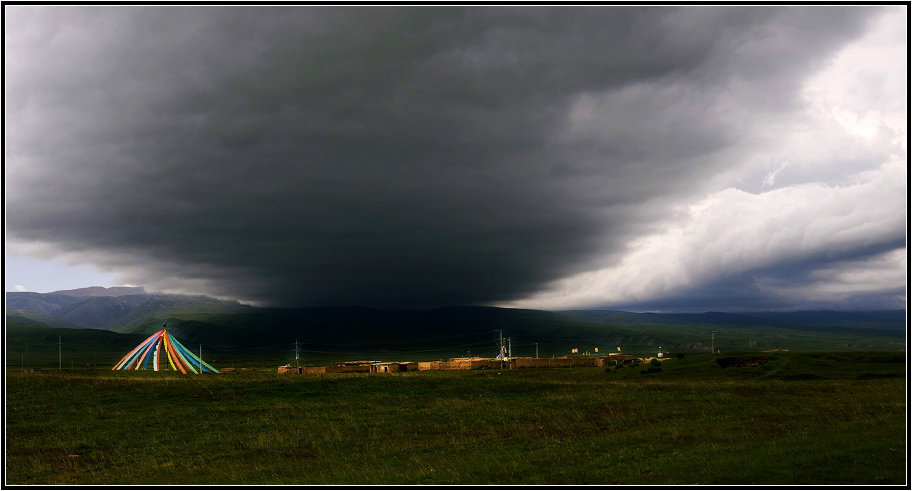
<box><xmin>5</xmin><ymin>321</ymin><xmax>151</xmax><ymax>369</ymax></box>
<box><xmin>52</xmin><ymin>296</ymin><xmax>142</xmax><ymax>329</ymax></box>
<box><xmin>6</xmin><ymin>309</ymin><xmax>86</xmax><ymax>330</ymax></box>
<box><xmin>6</xmin><ymin>292</ymin><xmax>82</xmax><ymax>315</ymax></box>
<box><xmin>6</xmin><ymin>288</ymin><xmax>906</xmax><ymax>367</ymax></box>
<box><xmin>105</xmin><ymin>294</ymin><xmax>254</xmax><ymax>333</ymax></box>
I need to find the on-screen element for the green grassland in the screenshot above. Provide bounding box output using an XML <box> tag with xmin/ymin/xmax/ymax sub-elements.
<box><xmin>5</xmin><ymin>351</ymin><xmax>906</xmax><ymax>485</ymax></box>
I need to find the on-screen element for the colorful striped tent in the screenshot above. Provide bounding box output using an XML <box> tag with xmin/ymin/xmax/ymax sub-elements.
<box><xmin>112</xmin><ymin>329</ymin><xmax>220</xmax><ymax>374</ymax></box>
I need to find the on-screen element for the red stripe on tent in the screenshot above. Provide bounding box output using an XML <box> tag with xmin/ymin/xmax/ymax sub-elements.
<box><xmin>164</xmin><ymin>332</ymin><xmax>188</xmax><ymax>374</ymax></box>
<box><xmin>154</xmin><ymin>336</ymin><xmax>163</xmax><ymax>371</ymax></box>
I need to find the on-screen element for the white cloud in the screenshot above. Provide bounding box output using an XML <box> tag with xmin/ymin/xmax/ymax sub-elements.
<box><xmin>505</xmin><ymin>157</ymin><xmax>905</xmax><ymax>310</ymax></box>
<box><xmin>15</xmin><ymin>285</ymin><xmax>26</xmax><ymax>292</ymax></box>
<box><xmin>803</xmin><ymin>8</ymin><xmax>907</xmax><ymax>147</ymax></box>
<box><xmin>762</xmin><ymin>160</ymin><xmax>788</xmax><ymax>188</ymax></box>
<box><xmin>506</xmin><ymin>9</ymin><xmax>907</xmax><ymax>310</ymax></box>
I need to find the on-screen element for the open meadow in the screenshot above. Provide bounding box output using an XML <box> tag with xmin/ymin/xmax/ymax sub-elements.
<box><xmin>5</xmin><ymin>351</ymin><xmax>907</xmax><ymax>485</ymax></box>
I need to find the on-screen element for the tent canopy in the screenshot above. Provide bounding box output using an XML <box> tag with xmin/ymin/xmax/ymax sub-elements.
<box><xmin>112</xmin><ymin>329</ymin><xmax>220</xmax><ymax>374</ymax></box>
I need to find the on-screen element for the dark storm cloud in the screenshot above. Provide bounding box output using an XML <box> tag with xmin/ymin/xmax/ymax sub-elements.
<box><xmin>6</xmin><ymin>6</ymin><xmax>898</xmax><ymax>308</ymax></box>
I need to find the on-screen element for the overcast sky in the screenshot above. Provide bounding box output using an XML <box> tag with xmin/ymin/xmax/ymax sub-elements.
<box><xmin>5</xmin><ymin>6</ymin><xmax>907</xmax><ymax>311</ymax></box>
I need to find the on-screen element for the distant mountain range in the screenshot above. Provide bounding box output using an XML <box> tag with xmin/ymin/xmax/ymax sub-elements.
<box><xmin>49</xmin><ymin>286</ymin><xmax>148</xmax><ymax>297</ymax></box>
<box><xmin>5</xmin><ymin>287</ymin><xmax>907</xmax><ymax>362</ymax></box>
<box><xmin>6</xmin><ymin>287</ymin><xmax>250</xmax><ymax>330</ymax></box>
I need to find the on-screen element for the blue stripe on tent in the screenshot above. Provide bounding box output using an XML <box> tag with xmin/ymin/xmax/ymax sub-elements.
<box><xmin>142</xmin><ymin>345</ymin><xmax>152</xmax><ymax>370</ymax></box>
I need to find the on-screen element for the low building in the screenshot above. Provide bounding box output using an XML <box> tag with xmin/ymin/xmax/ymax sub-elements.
<box><xmin>279</xmin><ymin>354</ymin><xmax>635</xmax><ymax>374</ymax></box>
<box><xmin>324</xmin><ymin>361</ymin><xmax>378</xmax><ymax>373</ymax></box>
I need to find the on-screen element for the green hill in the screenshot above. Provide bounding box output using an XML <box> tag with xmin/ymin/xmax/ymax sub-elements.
<box><xmin>6</xmin><ymin>289</ymin><xmax>905</xmax><ymax>368</ymax></box>
<box><xmin>106</xmin><ymin>294</ymin><xmax>254</xmax><ymax>333</ymax></box>
<box><xmin>6</xmin><ymin>309</ymin><xmax>87</xmax><ymax>330</ymax></box>
<box><xmin>5</xmin><ymin>324</ymin><xmax>150</xmax><ymax>369</ymax></box>
<box><xmin>52</xmin><ymin>296</ymin><xmax>143</xmax><ymax>328</ymax></box>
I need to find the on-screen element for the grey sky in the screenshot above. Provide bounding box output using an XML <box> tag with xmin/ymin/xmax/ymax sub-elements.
<box><xmin>5</xmin><ymin>6</ymin><xmax>907</xmax><ymax>310</ymax></box>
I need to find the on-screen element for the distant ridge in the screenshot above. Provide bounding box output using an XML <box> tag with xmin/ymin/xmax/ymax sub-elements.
<box><xmin>4</xmin><ymin>292</ymin><xmax>82</xmax><ymax>315</ymax></box>
<box><xmin>48</xmin><ymin>286</ymin><xmax>146</xmax><ymax>297</ymax></box>
<box><xmin>5</xmin><ymin>287</ymin><xmax>906</xmax><ymax>355</ymax></box>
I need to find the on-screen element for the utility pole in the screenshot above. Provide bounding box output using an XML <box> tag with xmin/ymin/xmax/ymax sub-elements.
<box><xmin>496</xmin><ymin>329</ymin><xmax>504</xmax><ymax>368</ymax></box>
<box><xmin>58</xmin><ymin>336</ymin><xmax>62</xmax><ymax>372</ymax></box>
<box><xmin>535</xmin><ymin>343</ymin><xmax>539</xmax><ymax>359</ymax></box>
<box><xmin>711</xmin><ymin>331</ymin><xmax>715</xmax><ymax>354</ymax></box>
<box><xmin>199</xmin><ymin>345</ymin><xmax>203</xmax><ymax>374</ymax></box>
<box><xmin>295</xmin><ymin>339</ymin><xmax>300</xmax><ymax>368</ymax></box>
<box><xmin>508</xmin><ymin>338</ymin><xmax>512</xmax><ymax>359</ymax></box>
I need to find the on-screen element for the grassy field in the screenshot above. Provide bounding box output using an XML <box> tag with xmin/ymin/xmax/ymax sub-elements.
<box><xmin>5</xmin><ymin>351</ymin><xmax>907</xmax><ymax>485</ymax></box>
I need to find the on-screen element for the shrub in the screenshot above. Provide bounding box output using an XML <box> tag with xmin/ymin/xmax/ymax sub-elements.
<box><xmin>676</xmin><ymin>352</ymin><xmax>685</xmax><ymax>359</ymax></box>
<box><xmin>650</xmin><ymin>359</ymin><xmax>662</xmax><ymax>367</ymax></box>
